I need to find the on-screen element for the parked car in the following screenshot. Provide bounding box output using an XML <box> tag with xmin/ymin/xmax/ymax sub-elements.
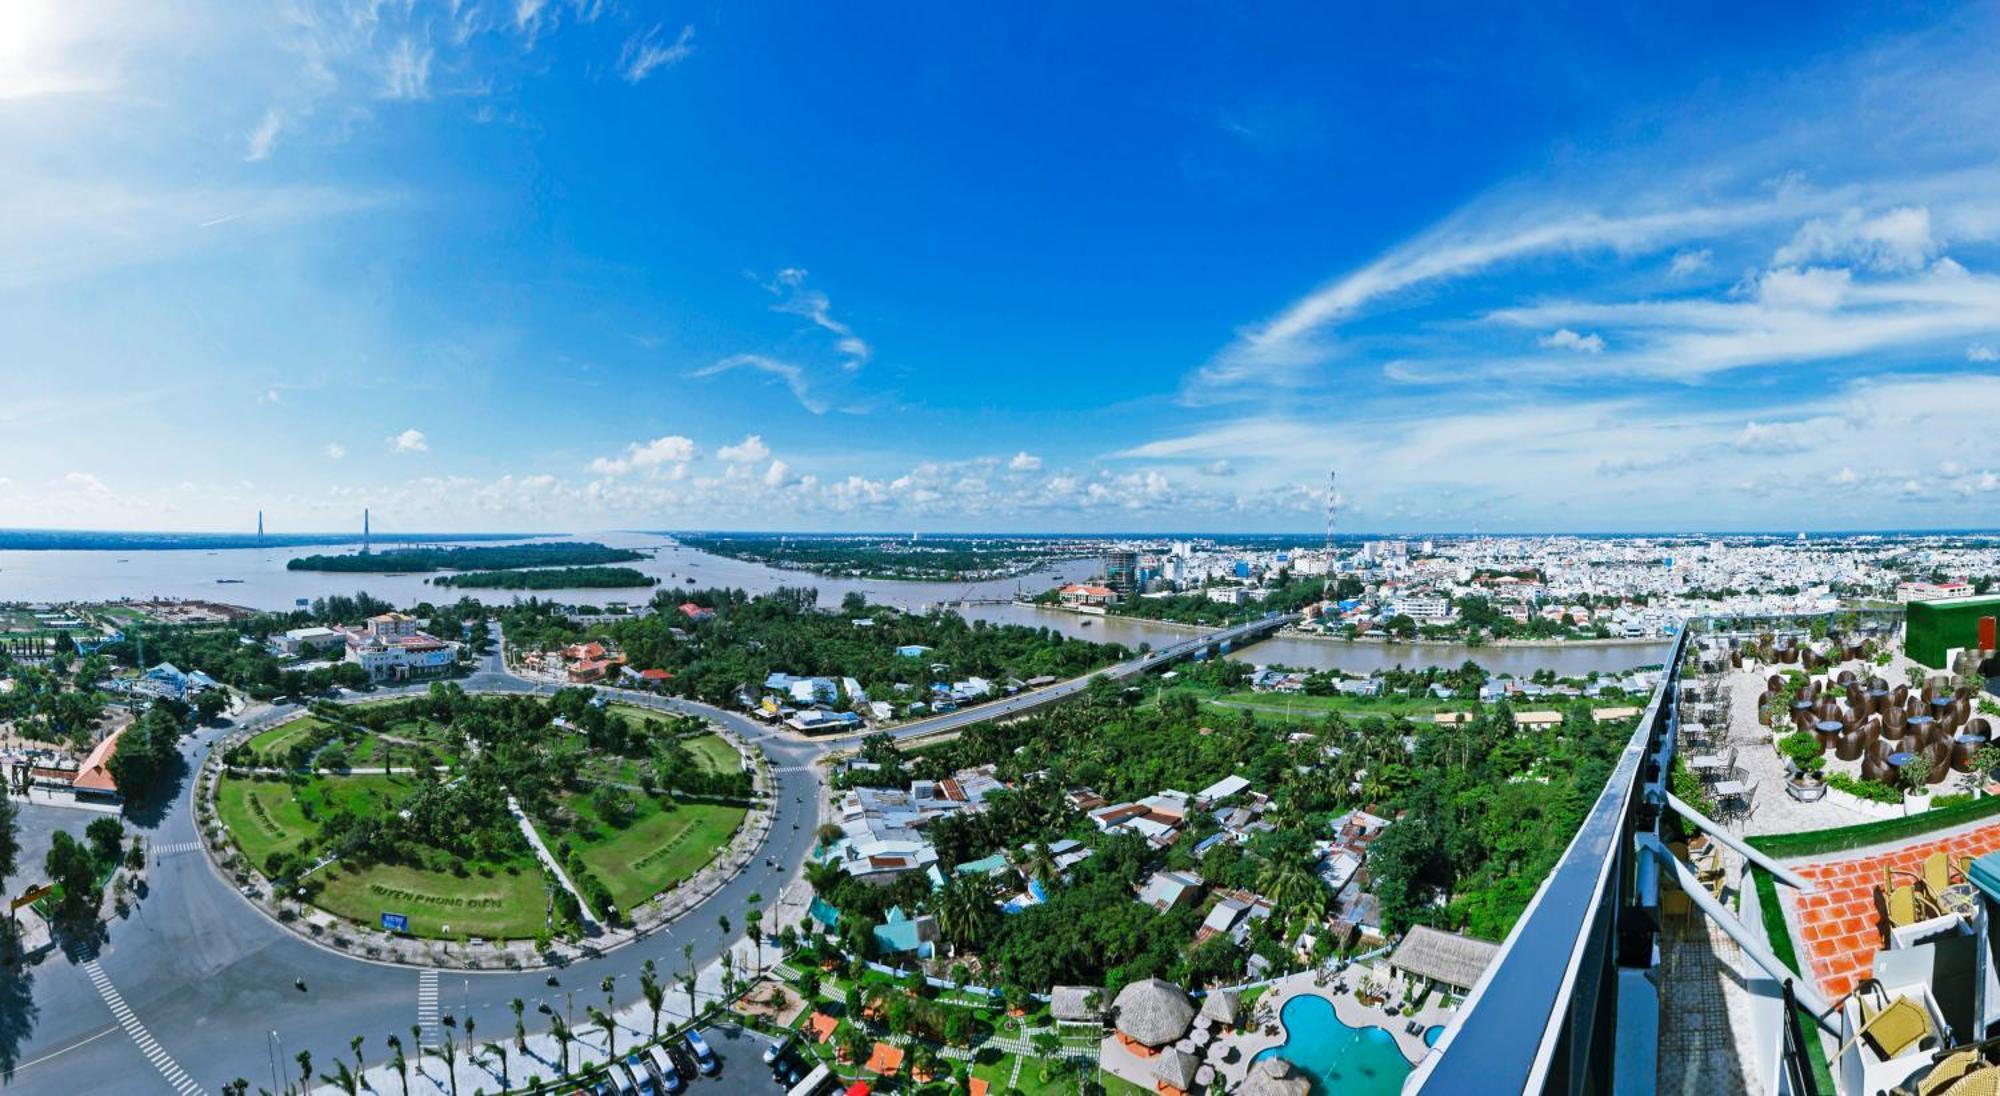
<box><xmin>684</xmin><ymin>1029</ymin><xmax>719</xmax><ymax>1075</ymax></box>
<box><xmin>763</xmin><ymin>1034</ymin><xmax>791</xmax><ymax>1065</ymax></box>
<box><xmin>623</xmin><ymin>1054</ymin><xmax>659</xmax><ymax>1096</ymax></box>
<box><xmin>646</xmin><ymin>1045</ymin><xmax>684</xmax><ymax>1093</ymax></box>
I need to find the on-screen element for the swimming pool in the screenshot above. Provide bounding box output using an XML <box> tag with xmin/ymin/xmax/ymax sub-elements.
<box><xmin>1423</xmin><ymin>1024</ymin><xmax>1445</xmax><ymax>1047</ymax></box>
<box><xmin>1251</xmin><ymin>993</ymin><xmax>1413</xmax><ymax>1096</ymax></box>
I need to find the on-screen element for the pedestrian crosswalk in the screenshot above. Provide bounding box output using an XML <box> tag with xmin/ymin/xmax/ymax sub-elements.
<box><xmin>152</xmin><ymin>841</ymin><xmax>202</xmax><ymax>859</ymax></box>
<box><xmin>418</xmin><ymin>970</ymin><xmax>442</xmax><ymax>1048</ymax></box>
<box><xmin>71</xmin><ymin>947</ymin><xmax>205</xmax><ymax>1095</ymax></box>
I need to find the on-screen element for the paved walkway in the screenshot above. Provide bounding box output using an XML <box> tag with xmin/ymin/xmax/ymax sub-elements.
<box><xmin>1657</xmin><ymin>898</ymin><xmax>1755</xmax><ymax>1095</ymax></box>
<box><xmin>508</xmin><ymin>794</ymin><xmax>601</xmax><ymax>928</ymax></box>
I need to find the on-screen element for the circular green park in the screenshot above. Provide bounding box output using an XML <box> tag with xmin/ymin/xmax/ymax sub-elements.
<box><xmin>209</xmin><ymin>687</ymin><xmax>754</xmax><ymax>943</ymax></box>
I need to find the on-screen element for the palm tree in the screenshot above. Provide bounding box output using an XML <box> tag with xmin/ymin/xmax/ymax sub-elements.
<box><xmin>550</xmin><ymin>1013</ymin><xmax>574</xmax><ymax>1075</ymax></box>
<box><xmin>588</xmin><ymin>1005</ymin><xmax>616</xmax><ymax>1059</ymax></box>
<box><xmin>746</xmin><ymin>905</ymin><xmax>765</xmax><ymax>972</ymax></box>
<box><xmin>803</xmin><ymin>858</ymin><xmax>843</xmax><ymax>895</ymax></box>
<box><xmin>1021</xmin><ymin>841</ymin><xmax>1059</xmax><ymax>891</ymax></box>
<box><xmin>320</xmin><ymin>1060</ymin><xmax>361</xmax><ymax>1095</ymax></box>
<box><xmin>295</xmin><ymin>1049</ymin><xmax>314</xmax><ymax>1095</ymax></box>
<box><xmin>386</xmin><ymin>1034</ymin><xmax>410</xmax><ymax>1096</ymax></box>
<box><xmin>222</xmin><ymin>1081</ymin><xmax>250</xmax><ymax>1096</ymax></box>
<box><xmin>439</xmin><ymin>1015</ymin><xmax>460</xmax><ymax>1096</ymax></box>
<box><xmin>680</xmin><ymin>969</ymin><xmax>698</xmax><ymax>1022</ymax></box>
<box><xmin>641</xmin><ymin>967</ymin><xmax>665</xmax><ymax>1038</ymax></box>
<box><xmin>934</xmin><ymin>873</ymin><xmax>997</xmax><ymax>956</ymax></box>
<box><xmin>487</xmin><ymin>1041</ymin><xmax>510</xmax><ymax>1091</ymax></box>
<box><xmin>349</xmin><ymin>1034</ymin><xmax>365</xmax><ymax>1079</ymax></box>
<box><xmin>511</xmin><ymin>997</ymin><xmax>527</xmax><ymax>1052</ymax></box>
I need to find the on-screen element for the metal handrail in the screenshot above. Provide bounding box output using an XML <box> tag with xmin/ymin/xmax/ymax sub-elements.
<box><xmin>1408</xmin><ymin>626</ymin><xmax>1690</xmax><ymax>1094</ymax></box>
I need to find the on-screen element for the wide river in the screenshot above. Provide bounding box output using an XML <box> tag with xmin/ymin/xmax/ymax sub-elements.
<box><xmin>0</xmin><ymin>531</ymin><xmax>1669</xmax><ymax>676</ymax></box>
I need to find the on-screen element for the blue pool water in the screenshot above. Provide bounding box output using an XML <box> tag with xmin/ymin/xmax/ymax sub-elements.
<box><xmin>1251</xmin><ymin>994</ymin><xmax>1413</xmax><ymax>1096</ymax></box>
<box><xmin>1423</xmin><ymin>1024</ymin><xmax>1445</xmax><ymax>1047</ymax></box>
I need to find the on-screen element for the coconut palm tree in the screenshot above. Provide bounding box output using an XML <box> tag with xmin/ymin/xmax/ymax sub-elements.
<box><xmin>386</xmin><ymin>1034</ymin><xmax>409</xmax><ymax>1096</ymax></box>
<box><xmin>319</xmin><ymin>1060</ymin><xmax>360</xmax><ymax>1095</ymax></box>
<box><xmin>549</xmin><ymin>1013</ymin><xmax>573</xmax><ymax>1075</ymax></box>
<box><xmin>295</xmin><ymin>1050</ymin><xmax>313</xmax><ymax>1095</ymax></box>
<box><xmin>933</xmin><ymin>873</ymin><xmax>997</xmax><ymax>956</ymax></box>
<box><xmin>588</xmin><ymin>1005</ymin><xmax>616</xmax><ymax>1059</ymax></box>
<box><xmin>486</xmin><ymin>1040</ymin><xmax>510</xmax><ymax>1091</ymax></box>
<box><xmin>640</xmin><ymin>966</ymin><xmax>665</xmax><ymax>1038</ymax></box>
<box><xmin>439</xmin><ymin>1016</ymin><xmax>460</xmax><ymax>1096</ymax></box>
<box><xmin>349</xmin><ymin>1034</ymin><xmax>365</xmax><ymax>1079</ymax></box>
<box><xmin>512</xmin><ymin>997</ymin><xmax>527</xmax><ymax>1052</ymax></box>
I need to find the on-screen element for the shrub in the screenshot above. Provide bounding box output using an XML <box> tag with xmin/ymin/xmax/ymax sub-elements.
<box><xmin>1778</xmin><ymin>731</ymin><xmax>1826</xmax><ymax>774</ymax></box>
<box><xmin>1827</xmin><ymin>772</ymin><xmax>1903</xmax><ymax>804</ymax></box>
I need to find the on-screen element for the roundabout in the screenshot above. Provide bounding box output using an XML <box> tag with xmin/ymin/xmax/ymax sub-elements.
<box><xmin>199</xmin><ymin>691</ymin><xmax>764</xmax><ymax>965</ymax></box>
<box><xmin>2</xmin><ymin>634</ymin><xmax>833</xmax><ymax>1095</ymax></box>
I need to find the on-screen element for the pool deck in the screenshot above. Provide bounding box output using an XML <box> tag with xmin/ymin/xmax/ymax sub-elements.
<box><xmin>1209</xmin><ymin>968</ymin><xmax>1459</xmax><ymax>1089</ymax></box>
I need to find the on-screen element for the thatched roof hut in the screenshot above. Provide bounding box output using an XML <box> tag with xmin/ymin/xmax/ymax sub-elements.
<box><xmin>1197</xmin><ymin>986</ymin><xmax>1241</xmax><ymax>1027</ymax></box>
<box><xmin>1239</xmin><ymin>1056</ymin><xmax>1312</xmax><ymax>1096</ymax></box>
<box><xmin>1388</xmin><ymin>924</ymin><xmax>1501</xmax><ymax>994</ymax></box>
<box><xmin>1111</xmin><ymin>978</ymin><xmax>1194</xmax><ymax>1047</ymax></box>
<box><xmin>1050</xmin><ymin>985</ymin><xmax>1101</xmax><ymax>1023</ymax></box>
<box><xmin>1153</xmin><ymin>1047</ymin><xmax>1200</xmax><ymax>1091</ymax></box>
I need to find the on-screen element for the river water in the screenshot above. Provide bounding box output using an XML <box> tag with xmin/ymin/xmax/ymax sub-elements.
<box><xmin>0</xmin><ymin>531</ymin><xmax>1668</xmax><ymax>676</ymax></box>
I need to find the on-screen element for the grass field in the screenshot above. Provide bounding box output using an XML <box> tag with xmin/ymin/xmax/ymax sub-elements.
<box><xmin>312</xmin><ymin>859</ymin><xmax>549</xmax><ymax>939</ymax></box>
<box><xmin>683</xmin><ymin>733</ymin><xmax>741</xmax><ymax>775</ymax></box>
<box><xmin>215</xmin><ymin>772</ymin><xmax>415</xmax><ymax>865</ymax></box>
<box><xmin>561</xmin><ymin>793</ymin><xmax>747</xmax><ymax>911</ymax></box>
<box><xmin>244</xmin><ymin>716</ymin><xmax>331</xmax><ymax>761</ymax></box>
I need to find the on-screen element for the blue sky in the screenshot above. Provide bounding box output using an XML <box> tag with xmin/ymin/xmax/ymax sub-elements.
<box><xmin>4</xmin><ymin>1</ymin><xmax>2000</xmax><ymax>534</ymax></box>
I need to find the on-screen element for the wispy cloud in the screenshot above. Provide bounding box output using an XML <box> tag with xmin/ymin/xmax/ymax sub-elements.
<box><xmin>763</xmin><ymin>268</ymin><xmax>871</xmax><ymax>371</ymax></box>
<box><xmin>324</xmin><ymin>442</ymin><xmax>348</xmax><ymax>460</ymax></box>
<box><xmin>380</xmin><ymin>36</ymin><xmax>434</xmax><ymax>100</ymax></box>
<box><xmin>693</xmin><ymin>353</ymin><xmax>829</xmax><ymax>414</ymax></box>
<box><xmin>1008</xmin><ymin>451</ymin><xmax>1043</xmax><ymax>472</ymax></box>
<box><xmin>716</xmin><ymin>435</ymin><xmax>770</xmax><ymax>464</ymax></box>
<box><xmin>245</xmin><ymin>107</ymin><xmax>284</xmax><ymax>161</ymax></box>
<box><xmin>389</xmin><ymin>428</ymin><xmax>428</xmax><ymax>453</ymax></box>
<box><xmin>619</xmin><ymin>24</ymin><xmax>694</xmax><ymax>83</ymax></box>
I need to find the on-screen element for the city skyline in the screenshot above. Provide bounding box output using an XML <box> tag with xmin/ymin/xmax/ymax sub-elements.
<box><xmin>6</xmin><ymin>2</ymin><xmax>2000</xmax><ymax>533</ymax></box>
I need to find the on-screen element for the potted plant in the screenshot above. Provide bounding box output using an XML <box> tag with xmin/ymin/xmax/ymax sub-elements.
<box><xmin>1973</xmin><ymin>743</ymin><xmax>2000</xmax><ymax>796</ymax></box>
<box><xmin>1780</xmin><ymin>731</ymin><xmax>1828</xmax><ymax>802</ymax></box>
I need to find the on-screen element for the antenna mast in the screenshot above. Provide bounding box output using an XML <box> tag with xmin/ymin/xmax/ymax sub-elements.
<box><xmin>1324</xmin><ymin>470</ymin><xmax>1338</xmax><ymax>604</ymax></box>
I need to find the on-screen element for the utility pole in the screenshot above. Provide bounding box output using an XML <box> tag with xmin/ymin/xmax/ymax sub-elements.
<box><xmin>1324</xmin><ymin>470</ymin><xmax>1339</xmax><ymax>606</ymax></box>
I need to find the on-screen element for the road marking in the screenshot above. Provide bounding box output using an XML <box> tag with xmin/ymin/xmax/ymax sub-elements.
<box><xmin>11</xmin><ymin>1025</ymin><xmax>118</xmax><ymax>1072</ymax></box>
<box><xmin>153</xmin><ymin>840</ymin><xmax>202</xmax><ymax>858</ymax></box>
<box><xmin>418</xmin><ymin>970</ymin><xmax>442</xmax><ymax>1047</ymax></box>
<box><xmin>69</xmin><ymin>947</ymin><xmax>205</xmax><ymax>1094</ymax></box>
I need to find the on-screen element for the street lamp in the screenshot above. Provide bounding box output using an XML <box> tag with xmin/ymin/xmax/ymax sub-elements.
<box><xmin>267</xmin><ymin>1030</ymin><xmax>283</xmax><ymax>1096</ymax></box>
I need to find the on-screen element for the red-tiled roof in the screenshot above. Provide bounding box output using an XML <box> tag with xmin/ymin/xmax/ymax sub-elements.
<box><xmin>73</xmin><ymin>726</ymin><xmax>126</xmax><ymax>793</ymax></box>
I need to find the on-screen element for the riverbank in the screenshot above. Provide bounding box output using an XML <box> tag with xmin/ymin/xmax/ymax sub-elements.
<box><xmin>1277</xmin><ymin>629</ymin><xmax>1673</xmax><ymax>652</ymax></box>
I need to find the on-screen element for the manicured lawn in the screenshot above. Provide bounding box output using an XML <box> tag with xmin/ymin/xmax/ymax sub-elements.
<box><xmin>245</xmin><ymin>716</ymin><xmax>330</xmax><ymax>760</ymax></box>
<box><xmin>561</xmin><ymin>792</ymin><xmax>747</xmax><ymax>910</ymax></box>
<box><xmin>216</xmin><ymin>772</ymin><xmax>418</xmax><ymax>866</ymax></box>
<box><xmin>683</xmin><ymin>733</ymin><xmax>741</xmax><ymax>775</ymax></box>
<box><xmin>312</xmin><ymin>858</ymin><xmax>549</xmax><ymax>939</ymax></box>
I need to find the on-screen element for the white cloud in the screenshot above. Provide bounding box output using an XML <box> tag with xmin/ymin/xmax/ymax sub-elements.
<box><xmin>1539</xmin><ymin>328</ymin><xmax>1605</xmax><ymax>354</ymax></box>
<box><xmin>64</xmin><ymin>472</ymin><xmax>110</xmax><ymax>495</ymax></box>
<box><xmin>1200</xmin><ymin>459</ymin><xmax>1236</xmax><ymax>477</ymax></box>
<box><xmin>381</xmin><ymin>36</ymin><xmax>434</xmax><ymax>101</ymax></box>
<box><xmin>389</xmin><ymin>428</ymin><xmax>428</xmax><ymax>453</ymax></box>
<box><xmin>1007</xmin><ymin>451</ymin><xmax>1042</xmax><ymax>472</ymax></box>
<box><xmin>1755</xmin><ymin>266</ymin><xmax>1852</xmax><ymax>311</ymax></box>
<box><xmin>762</xmin><ymin>459</ymin><xmax>792</xmax><ymax>487</ymax></box>
<box><xmin>692</xmin><ymin>354</ymin><xmax>827</xmax><ymax>414</ymax></box>
<box><xmin>762</xmin><ymin>269</ymin><xmax>870</xmax><ymax>371</ymax></box>
<box><xmin>324</xmin><ymin>442</ymin><xmax>347</xmax><ymax>460</ymax></box>
<box><xmin>1668</xmin><ymin>248</ymin><xmax>1712</xmax><ymax>277</ymax></box>
<box><xmin>589</xmin><ymin>434</ymin><xmax>697</xmax><ymax>476</ymax></box>
<box><xmin>245</xmin><ymin>108</ymin><xmax>283</xmax><ymax>162</ymax></box>
<box><xmin>619</xmin><ymin>24</ymin><xmax>693</xmax><ymax>83</ymax></box>
<box><xmin>1970</xmin><ymin>345</ymin><xmax>1999</xmax><ymax>362</ymax></box>
<box><xmin>1775</xmin><ymin>206</ymin><xmax>1937</xmax><ymax>272</ymax></box>
<box><xmin>259</xmin><ymin>388</ymin><xmax>283</xmax><ymax>404</ymax></box>
<box><xmin>1734</xmin><ymin>420</ymin><xmax>1814</xmax><ymax>454</ymax></box>
<box><xmin>716</xmin><ymin>435</ymin><xmax>770</xmax><ymax>464</ymax></box>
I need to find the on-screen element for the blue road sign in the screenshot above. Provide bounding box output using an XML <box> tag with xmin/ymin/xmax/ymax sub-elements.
<box><xmin>382</xmin><ymin>912</ymin><xmax>409</xmax><ymax>933</ymax></box>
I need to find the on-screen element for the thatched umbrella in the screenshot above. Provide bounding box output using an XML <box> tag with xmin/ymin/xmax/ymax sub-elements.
<box><xmin>1239</xmin><ymin>1056</ymin><xmax>1312</xmax><ymax>1096</ymax></box>
<box><xmin>1153</xmin><ymin>1047</ymin><xmax>1201</xmax><ymax>1092</ymax></box>
<box><xmin>1112</xmin><ymin>978</ymin><xmax>1195</xmax><ymax>1048</ymax></box>
<box><xmin>1199</xmin><ymin>987</ymin><xmax>1243</xmax><ymax>1028</ymax></box>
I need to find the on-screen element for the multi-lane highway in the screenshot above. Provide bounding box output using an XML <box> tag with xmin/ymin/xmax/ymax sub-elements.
<box><xmin>1</xmin><ymin>615</ymin><xmax>1278</xmax><ymax>1093</ymax></box>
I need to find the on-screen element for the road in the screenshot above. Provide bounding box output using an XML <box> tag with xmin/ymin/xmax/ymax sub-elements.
<box><xmin>0</xmin><ymin>615</ymin><xmax>1279</xmax><ymax>1093</ymax></box>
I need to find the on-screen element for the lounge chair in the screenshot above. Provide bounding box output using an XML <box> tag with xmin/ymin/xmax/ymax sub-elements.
<box><xmin>1882</xmin><ymin>868</ymin><xmax>1943</xmax><ymax>942</ymax></box>
<box><xmin>1838</xmin><ymin>980</ymin><xmax>1941</xmax><ymax>1062</ymax></box>
<box><xmin>1918</xmin><ymin>852</ymin><xmax>1966</xmax><ymax>905</ymax></box>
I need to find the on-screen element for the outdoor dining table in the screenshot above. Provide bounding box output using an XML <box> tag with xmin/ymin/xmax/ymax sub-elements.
<box><xmin>1888</xmin><ymin>750</ymin><xmax>1916</xmax><ymax>771</ymax></box>
<box><xmin>1690</xmin><ymin>754</ymin><xmax>1729</xmax><ymax>772</ymax></box>
<box><xmin>1711</xmin><ymin>779</ymin><xmax>1748</xmax><ymax>800</ymax></box>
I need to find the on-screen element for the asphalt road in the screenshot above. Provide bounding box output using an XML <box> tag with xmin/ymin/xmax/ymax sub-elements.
<box><xmin>3</xmin><ymin>636</ymin><xmax>825</xmax><ymax>1095</ymax></box>
<box><xmin>0</xmin><ymin>615</ymin><xmax>1281</xmax><ymax>1093</ymax></box>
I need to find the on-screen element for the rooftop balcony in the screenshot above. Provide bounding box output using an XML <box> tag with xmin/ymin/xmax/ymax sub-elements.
<box><xmin>1409</xmin><ymin>614</ymin><xmax>2000</xmax><ymax>1096</ymax></box>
